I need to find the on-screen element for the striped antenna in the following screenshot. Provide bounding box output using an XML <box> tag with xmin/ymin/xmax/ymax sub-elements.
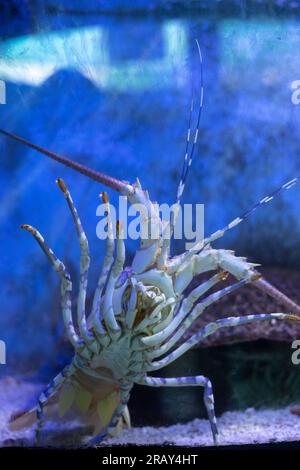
<box><xmin>178</xmin><ymin>84</ymin><xmax>194</xmax><ymax>200</ymax></box>
<box><xmin>158</xmin><ymin>40</ymin><xmax>204</xmax><ymax>264</ymax></box>
<box><xmin>0</xmin><ymin>129</ymin><xmax>133</xmax><ymax>196</ymax></box>
<box><xmin>195</xmin><ymin>176</ymin><xmax>299</xmax><ymax>252</ymax></box>
<box><xmin>176</xmin><ymin>39</ymin><xmax>204</xmax><ymax>205</ymax></box>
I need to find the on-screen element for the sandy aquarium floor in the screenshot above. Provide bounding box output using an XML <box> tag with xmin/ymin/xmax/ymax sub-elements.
<box><xmin>0</xmin><ymin>377</ymin><xmax>300</xmax><ymax>447</ymax></box>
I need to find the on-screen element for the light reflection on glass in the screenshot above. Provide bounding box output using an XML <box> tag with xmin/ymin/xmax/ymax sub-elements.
<box><xmin>219</xmin><ymin>19</ymin><xmax>300</xmax><ymax>124</ymax></box>
<box><xmin>0</xmin><ymin>20</ymin><xmax>188</xmax><ymax>90</ymax></box>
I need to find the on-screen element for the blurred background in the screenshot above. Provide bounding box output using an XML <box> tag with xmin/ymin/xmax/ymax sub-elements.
<box><xmin>0</xmin><ymin>0</ymin><xmax>300</xmax><ymax>426</ymax></box>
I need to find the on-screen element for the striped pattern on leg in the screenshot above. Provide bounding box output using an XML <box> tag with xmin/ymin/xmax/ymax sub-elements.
<box><xmin>142</xmin><ymin>277</ymin><xmax>249</xmax><ymax>349</ymax></box>
<box><xmin>148</xmin><ymin>313</ymin><xmax>298</xmax><ymax>371</ymax></box>
<box><xmin>138</xmin><ymin>374</ymin><xmax>218</xmax><ymax>445</ymax></box>
<box><xmin>125</xmin><ymin>282</ymin><xmax>138</xmax><ymax>330</ymax></box>
<box><xmin>36</xmin><ymin>364</ymin><xmax>74</xmax><ymax>442</ymax></box>
<box><xmin>102</xmin><ymin>221</ymin><xmax>125</xmax><ymax>333</ymax></box>
<box><xmin>91</xmin><ymin>192</ymin><xmax>114</xmax><ymax>337</ymax></box>
<box><xmin>56</xmin><ymin>178</ymin><xmax>93</xmax><ymax>343</ymax></box>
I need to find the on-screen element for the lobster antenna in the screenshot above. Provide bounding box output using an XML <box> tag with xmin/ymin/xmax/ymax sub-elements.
<box><xmin>176</xmin><ymin>39</ymin><xmax>204</xmax><ymax>205</ymax></box>
<box><xmin>0</xmin><ymin>129</ymin><xmax>133</xmax><ymax>196</ymax></box>
<box><xmin>195</xmin><ymin>176</ymin><xmax>299</xmax><ymax>252</ymax></box>
<box><xmin>178</xmin><ymin>83</ymin><xmax>194</xmax><ymax>201</ymax></box>
<box><xmin>158</xmin><ymin>40</ymin><xmax>204</xmax><ymax>265</ymax></box>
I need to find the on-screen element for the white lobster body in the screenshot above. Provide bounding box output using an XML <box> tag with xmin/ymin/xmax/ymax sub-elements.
<box><xmin>4</xmin><ymin>44</ymin><xmax>300</xmax><ymax>444</ymax></box>
<box><xmin>8</xmin><ymin>175</ymin><xmax>298</xmax><ymax>444</ymax></box>
<box><xmin>9</xmin><ymin>176</ymin><xmax>300</xmax><ymax>447</ymax></box>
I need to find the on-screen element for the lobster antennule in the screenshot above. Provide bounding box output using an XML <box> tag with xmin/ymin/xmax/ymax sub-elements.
<box><xmin>176</xmin><ymin>39</ymin><xmax>204</xmax><ymax>206</ymax></box>
<box><xmin>196</xmin><ymin>175</ymin><xmax>300</xmax><ymax>251</ymax></box>
<box><xmin>0</xmin><ymin>129</ymin><xmax>133</xmax><ymax>196</ymax></box>
<box><xmin>158</xmin><ymin>40</ymin><xmax>204</xmax><ymax>267</ymax></box>
<box><xmin>177</xmin><ymin>80</ymin><xmax>194</xmax><ymax>203</ymax></box>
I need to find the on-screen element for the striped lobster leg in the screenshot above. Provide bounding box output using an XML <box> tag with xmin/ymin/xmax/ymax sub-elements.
<box><xmin>142</xmin><ymin>277</ymin><xmax>252</xmax><ymax>350</ymax></box>
<box><xmin>142</xmin><ymin>313</ymin><xmax>300</xmax><ymax>445</ymax></box>
<box><xmin>102</xmin><ymin>221</ymin><xmax>125</xmax><ymax>334</ymax></box>
<box><xmin>90</xmin><ymin>191</ymin><xmax>114</xmax><ymax>341</ymax></box>
<box><xmin>36</xmin><ymin>363</ymin><xmax>75</xmax><ymax>442</ymax></box>
<box><xmin>20</xmin><ymin>225</ymin><xmax>82</xmax><ymax>348</ymax></box>
<box><xmin>138</xmin><ymin>375</ymin><xmax>218</xmax><ymax>445</ymax></box>
<box><xmin>148</xmin><ymin>313</ymin><xmax>300</xmax><ymax>371</ymax></box>
<box><xmin>147</xmin><ymin>278</ymin><xmax>258</xmax><ymax>359</ymax></box>
<box><xmin>167</xmin><ymin>176</ymin><xmax>300</xmax><ymax>316</ymax></box>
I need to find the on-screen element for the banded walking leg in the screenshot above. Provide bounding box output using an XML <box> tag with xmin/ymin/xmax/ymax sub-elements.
<box><xmin>150</xmin><ymin>272</ymin><xmax>225</xmax><ymax>336</ymax></box>
<box><xmin>147</xmin><ymin>273</ymin><xmax>228</xmax><ymax>338</ymax></box>
<box><xmin>138</xmin><ymin>374</ymin><xmax>218</xmax><ymax>445</ymax></box>
<box><xmin>90</xmin><ymin>192</ymin><xmax>114</xmax><ymax>339</ymax></box>
<box><xmin>148</xmin><ymin>313</ymin><xmax>300</xmax><ymax>371</ymax></box>
<box><xmin>36</xmin><ymin>363</ymin><xmax>74</xmax><ymax>442</ymax></box>
<box><xmin>21</xmin><ymin>225</ymin><xmax>82</xmax><ymax>348</ymax></box>
<box><xmin>102</xmin><ymin>221</ymin><xmax>125</xmax><ymax>333</ymax></box>
<box><xmin>179</xmin><ymin>271</ymin><xmax>228</xmax><ymax>317</ymax></box>
<box><xmin>125</xmin><ymin>281</ymin><xmax>139</xmax><ymax>330</ymax></box>
<box><xmin>147</xmin><ymin>278</ymin><xmax>256</xmax><ymax>359</ymax></box>
<box><xmin>150</xmin><ymin>297</ymin><xmax>176</xmax><ymax>333</ymax></box>
<box><xmin>88</xmin><ymin>382</ymin><xmax>133</xmax><ymax>446</ymax></box>
<box><xmin>56</xmin><ymin>178</ymin><xmax>93</xmax><ymax>343</ymax></box>
<box><xmin>142</xmin><ymin>277</ymin><xmax>251</xmax><ymax>350</ymax></box>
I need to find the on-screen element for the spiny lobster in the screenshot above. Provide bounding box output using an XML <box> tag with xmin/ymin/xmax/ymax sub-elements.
<box><xmin>2</xmin><ymin>43</ymin><xmax>300</xmax><ymax>447</ymax></box>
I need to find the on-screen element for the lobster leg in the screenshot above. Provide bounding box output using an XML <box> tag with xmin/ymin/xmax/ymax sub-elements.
<box><xmin>147</xmin><ymin>273</ymin><xmax>227</xmax><ymax>339</ymax></box>
<box><xmin>102</xmin><ymin>221</ymin><xmax>125</xmax><ymax>333</ymax></box>
<box><xmin>36</xmin><ymin>363</ymin><xmax>75</xmax><ymax>442</ymax></box>
<box><xmin>148</xmin><ymin>313</ymin><xmax>300</xmax><ymax>371</ymax></box>
<box><xmin>146</xmin><ymin>277</ymin><xmax>260</xmax><ymax>357</ymax></box>
<box><xmin>90</xmin><ymin>192</ymin><xmax>114</xmax><ymax>339</ymax></box>
<box><xmin>56</xmin><ymin>178</ymin><xmax>93</xmax><ymax>343</ymax></box>
<box><xmin>142</xmin><ymin>277</ymin><xmax>251</xmax><ymax>349</ymax></box>
<box><xmin>138</xmin><ymin>374</ymin><xmax>218</xmax><ymax>445</ymax></box>
<box><xmin>178</xmin><ymin>271</ymin><xmax>228</xmax><ymax>317</ymax></box>
<box><xmin>21</xmin><ymin>225</ymin><xmax>82</xmax><ymax>348</ymax></box>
